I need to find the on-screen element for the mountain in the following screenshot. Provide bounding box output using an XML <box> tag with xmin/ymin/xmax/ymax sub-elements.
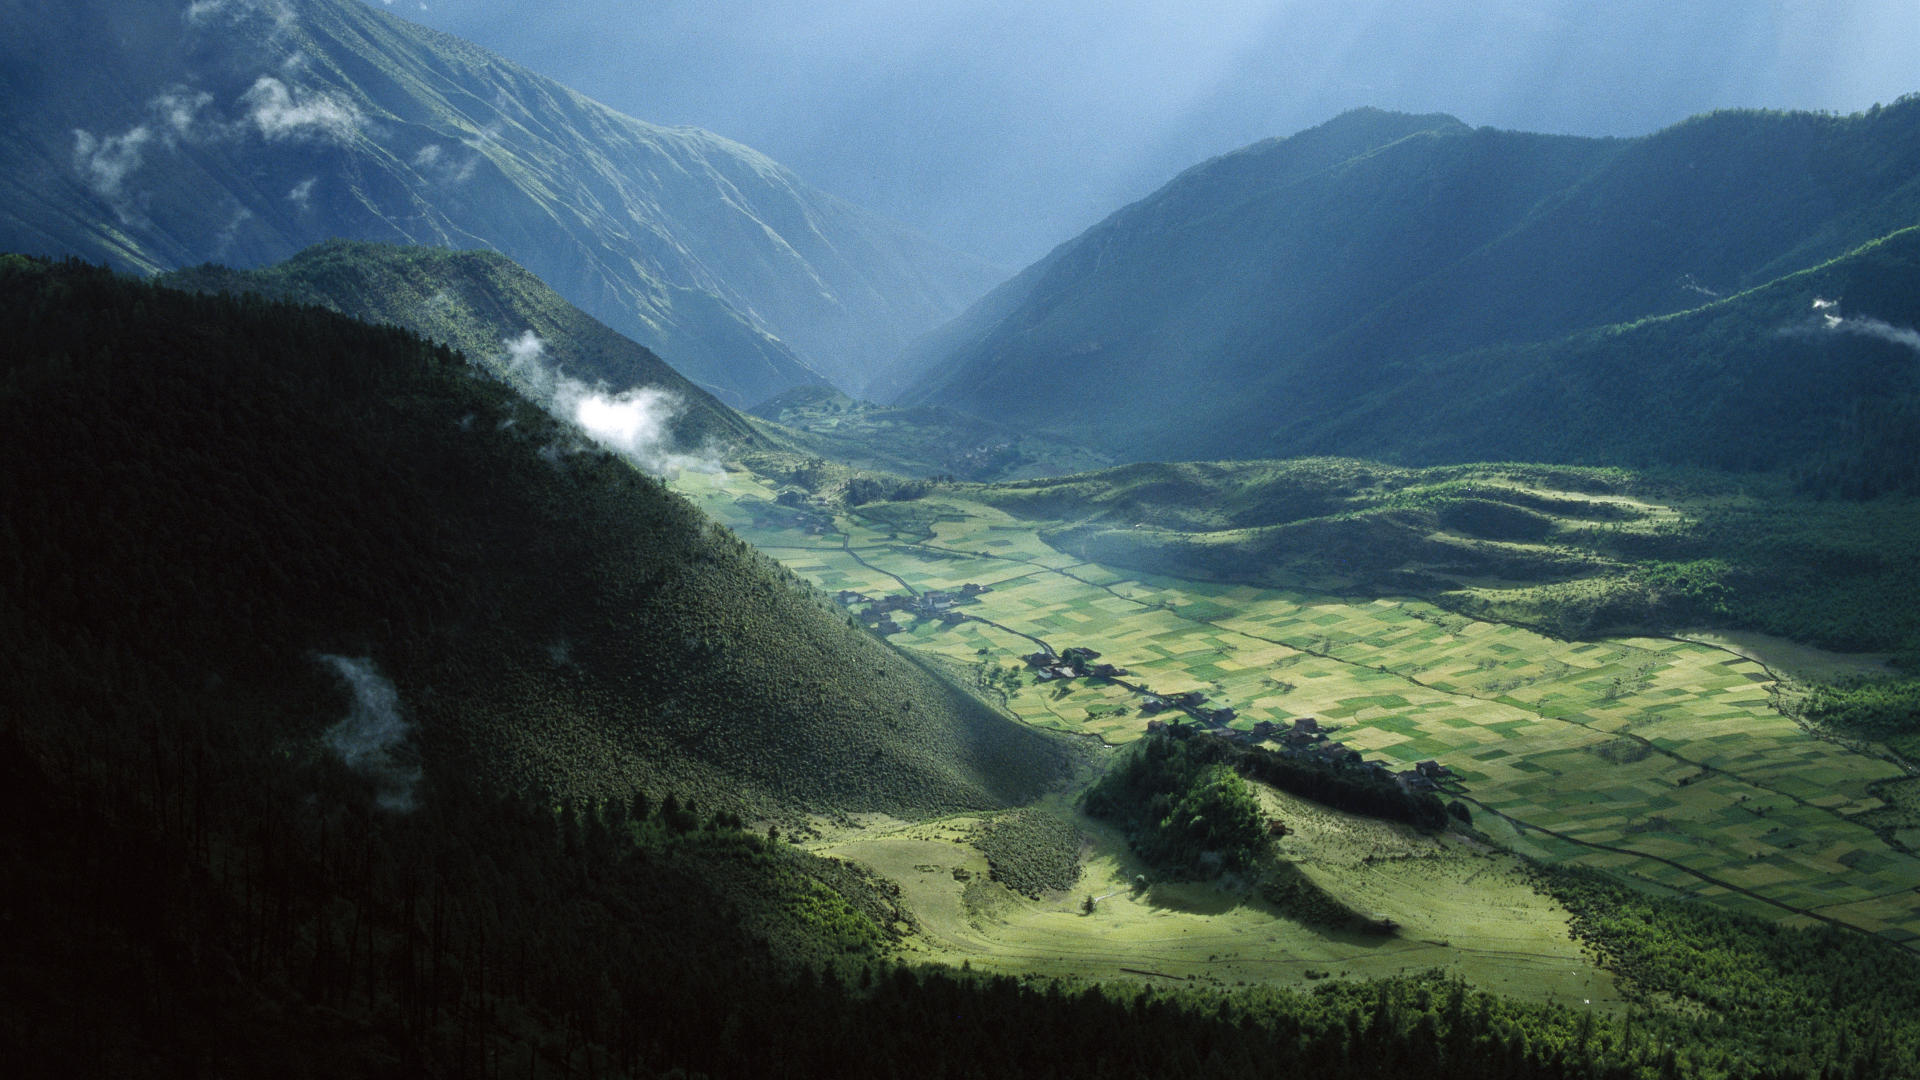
<box><xmin>0</xmin><ymin>255</ymin><xmax>1072</xmax><ymax>824</ymax></box>
<box><xmin>0</xmin><ymin>0</ymin><xmax>1001</xmax><ymax>405</ymax></box>
<box><xmin>902</xmin><ymin>102</ymin><xmax>1920</xmax><ymax>468</ymax></box>
<box><xmin>161</xmin><ymin>239</ymin><xmax>770</xmax><ymax>453</ymax></box>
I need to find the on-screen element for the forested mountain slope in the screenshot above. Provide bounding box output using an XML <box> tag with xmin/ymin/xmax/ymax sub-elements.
<box><xmin>905</xmin><ymin>102</ymin><xmax>1920</xmax><ymax>469</ymax></box>
<box><xmin>0</xmin><ymin>255</ymin><xmax>1071</xmax><ymax>822</ymax></box>
<box><xmin>162</xmin><ymin>240</ymin><xmax>770</xmax><ymax>453</ymax></box>
<box><xmin>0</xmin><ymin>0</ymin><xmax>999</xmax><ymax>403</ymax></box>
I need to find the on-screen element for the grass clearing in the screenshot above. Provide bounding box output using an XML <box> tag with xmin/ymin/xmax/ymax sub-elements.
<box><xmin>812</xmin><ymin>788</ymin><xmax>1619</xmax><ymax>1006</ymax></box>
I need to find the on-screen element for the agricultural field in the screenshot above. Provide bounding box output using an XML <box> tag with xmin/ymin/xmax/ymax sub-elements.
<box><xmin>676</xmin><ymin>469</ymin><xmax>1920</xmax><ymax>952</ymax></box>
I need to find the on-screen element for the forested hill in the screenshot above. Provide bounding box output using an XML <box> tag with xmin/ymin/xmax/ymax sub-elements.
<box><xmin>902</xmin><ymin>101</ymin><xmax>1920</xmax><ymax>472</ymax></box>
<box><xmin>0</xmin><ymin>255</ymin><xmax>1071</xmax><ymax>823</ymax></box>
<box><xmin>0</xmin><ymin>0</ymin><xmax>1000</xmax><ymax>403</ymax></box>
<box><xmin>162</xmin><ymin>240</ymin><xmax>770</xmax><ymax>453</ymax></box>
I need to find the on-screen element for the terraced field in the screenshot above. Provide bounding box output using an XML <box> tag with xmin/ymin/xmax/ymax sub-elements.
<box><xmin>678</xmin><ymin>471</ymin><xmax>1920</xmax><ymax>950</ymax></box>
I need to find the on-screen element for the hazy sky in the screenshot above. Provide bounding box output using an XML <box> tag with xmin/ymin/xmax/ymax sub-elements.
<box><xmin>385</xmin><ymin>0</ymin><xmax>1920</xmax><ymax>267</ymax></box>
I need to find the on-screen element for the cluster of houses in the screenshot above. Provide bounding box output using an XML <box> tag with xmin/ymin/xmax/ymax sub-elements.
<box><xmin>834</xmin><ymin>583</ymin><xmax>995</xmax><ymax>635</ymax></box>
<box><xmin>1148</xmin><ymin>710</ymin><xmax>1455</xmax><ymax>794</ymax></box>
<box><xmin>1022</xmin><ymin>646</ymin><xmax>1128</xmax><ymax>682</ymax></box>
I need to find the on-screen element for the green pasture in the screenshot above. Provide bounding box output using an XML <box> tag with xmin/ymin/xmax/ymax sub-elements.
<box><xmin>813</xmin><ymin>793</ymin><xmax>1619</xmax><ymax>1006</ymax></box>
<box><xmin>675</xmin><ymin>470</ymin><xmax>1920</xmax><ymax>949</ymax></box>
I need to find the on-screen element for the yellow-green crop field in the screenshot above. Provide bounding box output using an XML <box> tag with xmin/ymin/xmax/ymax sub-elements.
<box><xmin>679</xmin><ymin>470</ymin><xmax>1920</xmax><ymax>950</ymax></box>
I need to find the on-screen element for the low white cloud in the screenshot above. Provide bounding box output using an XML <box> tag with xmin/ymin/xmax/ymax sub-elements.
<box><xmin>317</xmin><ymin>654</ymin><xmax>419</xmax><ymax>812</ymax></box>
<box><xmin>1811</xmin><ymin>297</ymin><xmax>1920</xmax><ymax>356</ymax></box>
<box><xmin>240</xmin><ymin>76</ymin><xmax>362</xmax><ymax>143</ymax></box>
<box><xmin>214</xmin><ymin>206</ymin><xmax>253</xmax><ymax>255</ymax></box>
<box><xmin>495</xmin><ymin>331</ymin><xmax>725</xmax><ymax>477</ymax></box>
<box><xmin>71</xmin><ymin>126</ymin><xmax>154</xmax><ymax>221</ymax></box>
<box><xmin>286</xmin><ymin>176</ymin><xmax>316</xmax><ymax>209</ymax></box>
<box><xmin>71</xmin><ymin>127</ymin><xmax>152</xmax><ymax>198</ymax></box>
<box><xmin>152</xmin><ymin>89</ymin><xmax>214</xmax><ymax>137</ymax></box>
<box><xmin>185</xmin><ymin>0</ymin><xmax>294</xmax><ymax>34</ymax></box>
<box><xmin>500</xmin><ymin>329</ymin><xmax>557</xmax><ymax>399</ymax></box>
<box><xmin>413</xmin><ymin>142</ymin><xmax>478</xmax><ymax>184</ymax></box>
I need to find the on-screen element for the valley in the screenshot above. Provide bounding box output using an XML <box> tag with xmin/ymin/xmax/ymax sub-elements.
<box><xmin>678</xmin><ymin>465</ymin><xmax>1920</xmax><ymax>955</ymax></box>
<box><xmin>7</xmin><ymin>3</ymin><xmax>1920</xmax><ymax>1073</ymax></box>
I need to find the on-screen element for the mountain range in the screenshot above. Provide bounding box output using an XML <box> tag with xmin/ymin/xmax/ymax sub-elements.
<box><xmin>903</xmin><ymin>103</ymin><xmax>1920</xmax><ymax>473</ymax></box>
<box><xmin>0</xmin><ymin>0</ymin><xmax>999</xmax><ymax>405</ymax></box>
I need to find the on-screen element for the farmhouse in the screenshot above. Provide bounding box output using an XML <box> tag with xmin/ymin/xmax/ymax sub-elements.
<box><xmin>1140</xmin><ymin>695</ymin><xmax>1171</xmax><ymax>714</ymax></box>
<box><xmin>1314</xmin><ymin>742</ymin><xmax>1361</xmax><ymax>766</ymax></box>
<box><xmin>1417</xmin><ymin>760</ymin><xmax>1453</xmax><ymax>779</ymax></box>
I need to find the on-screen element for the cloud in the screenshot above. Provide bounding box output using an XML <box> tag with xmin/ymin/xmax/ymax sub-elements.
<box><xmin>413</xmin><ymin>142</ymin><xmax>478</xmax><ymax>185</ymax></box>
<box><xmin>1812</xmin><ymin>297</ymin><xmax>1920</xmax><ymax>356</ymax></box>
<box><xmin>71</xmin><ymin>126</ymin><xmax>154</xmax><ymax>221</ymax></box>
<box><xmin>185</xmin><ymin>0</ymin><xmax>294</xmax><ymax>34</ymax></box>
<box><xmin>499</xmin><ymin>329</ymin><xmax>557</xmax><ymax>399</ymax></box>
<box><xmin>317</xmin><ymin>654</ymin><xmax>419</xmax><ymax>812</ymax></box>
<box><xmin>240</xmin><ymin>76</ymin><xmax>362</xmax><ymax>143</ymax></box>
<box><xmin>71</xmin><ymin>127</ymin><xmax>152</xmax><ymax>198</ymax></box>
<box><xmin>214</xmin><ymin>206</ymin><xmax>254</xmax><ymax>256</ymax></box>
<box><xmin>495</xmin><ymin>331</ymin><xmax>725</xmax><ymax>477</ymax></box>
<box><xmin>152</xmin><ymin>89</ymin><xmax>214</xmax><ymax>137</ymax></box>
<box><xmin>286</xmin><ymin>176</ymin><xmax>316</xmax><ymax>209</ymax></box>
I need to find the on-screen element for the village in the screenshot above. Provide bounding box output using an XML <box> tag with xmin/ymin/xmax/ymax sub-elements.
<box><xmin>830</xmin><ymin>585</ymin><xmax>1457</xmax><ymax>799</ymax></box>
<box><xmin>1018</xmin><ymin>644</ymin><xmax>1456</xmax><ymax>798</ymax></box>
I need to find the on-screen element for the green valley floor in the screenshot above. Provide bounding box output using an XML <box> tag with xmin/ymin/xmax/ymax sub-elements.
<box><xmin>677</xmin><ymin>468</ymin><xmax>1920</xmax><ymax>959</ymax></box>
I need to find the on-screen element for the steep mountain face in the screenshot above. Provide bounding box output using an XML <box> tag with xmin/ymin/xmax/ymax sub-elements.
<box><xmin>0</xmin><ymin>0</ymin><xmax>1000</xmax><ymax>405</ymax></box>
<box><xmin>161</xmin><ymin>240</ymin><xmax>769</xmax><ymax>453</ymax></box>
<box><xmin>903</xmin><ymin>102</ymin><xmax>1920</xmax><ymax>466</ymax></box>
<box><xmin>0</xmin><ymin>255</ymin><xmax>1073</xmax><ymax>822</ymax></box>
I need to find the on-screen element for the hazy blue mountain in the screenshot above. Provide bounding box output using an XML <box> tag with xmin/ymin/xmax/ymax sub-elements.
<box><xmin>0</xmin><ymin>0</ymin><xmax>1001</xmax><ymax>405</ymax></box>
<box><xmin>902</xmin><ymin>102</ymin><xmax>1920</xmax><ymax>467</ymax></box>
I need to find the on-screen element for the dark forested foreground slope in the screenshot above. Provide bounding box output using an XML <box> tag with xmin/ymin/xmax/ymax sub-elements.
<box><xmin>0</xmin><ymin>0</ymin><xmax>998</xmax><ymax>403</ymax></box>
<box><xmin>0</xmin><ymin>256</ymin><xmax>1070</xmax><ymax>820</ymax></box>
<box><xmin>160</xmin><ymin>240</ymin><xmax>770</xmax><ymax>453</ymax></box>
<box><xmin>906</xmin><ymin>102</ymin><xmax>1920</xmax><ymax>474</ymax></box>
<box><xmin>9</xmin><ymin>259</ymin><xmax>1920</xmax><ymax>1078</ymax></box>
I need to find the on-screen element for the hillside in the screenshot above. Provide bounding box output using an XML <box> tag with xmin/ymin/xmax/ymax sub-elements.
<box><xmin>0</xmin><ymin>0</ymin><xmax>1000</xmax><ymax>403</ymax></box>
<box><xmin>903</xmin><ymin>102</ymin><xmax>1920</xmax><ymax>469</ymax></box>
<box><xmin>0</xmin><ymin>255</ymin><xmax>1073</xmax><ymax>824</ymax></box>
<box><xmin>948</xmin><ymin>456</ymin><xmax>1920</xmax><ymax>662</ymax></box>
<box><xmin>161</xmin><ymin>240</ymin><xmax>770</xmax><ymax>453</ymax></box>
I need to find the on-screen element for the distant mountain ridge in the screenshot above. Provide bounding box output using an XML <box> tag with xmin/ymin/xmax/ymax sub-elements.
<box><xmin>0</xmin><ymin>0</ymin><xmax>1000</xmax><ymax>405</ymax></box>
<box><xmin>903</xmin><ymin>102</ymin><xmax>1920</xmax><ymax>469</ymax></box>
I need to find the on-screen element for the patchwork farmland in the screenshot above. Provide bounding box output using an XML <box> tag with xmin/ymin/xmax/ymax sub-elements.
<box><xmin>680</xmin><ymin>471</ymin><xmax>1920</xmax><ymax>949</ymax></box>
